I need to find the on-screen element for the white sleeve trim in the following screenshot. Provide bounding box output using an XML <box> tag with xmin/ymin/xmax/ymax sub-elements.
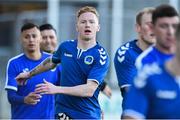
<box><xmin>121</xmin><ymin>84</ymin><xmax>131</xmax><ymax>88</ymax></box>
<box><xmin>5</xmin><ymin>85</ymin><xmax>17</xmax><ymax>91</ymax></box>
<box><xmin>5</xmin><ymin>54</ymin><xmax>23</xmax><ymax>92</ymax></box>
<box><xmin>135</xmin><ymin>46</ymin><xmax>153</xmax><ymax>70</ymax></box>
<box><xmin>87</xmin><ymin>79</ymin><xmax>99</xmax><ymax>85</ymax></box>
<box><xmin>5</xmin><ymin>59</ymin><xmax>17</xmax><ymax>92</ymax></box>
<box><xmin>123</xmin><ymin>109</ymin><xmax>145</xmax><ymax>119</ymax></box>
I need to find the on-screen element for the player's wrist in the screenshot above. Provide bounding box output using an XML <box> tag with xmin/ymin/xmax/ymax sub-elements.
<box><xmin>29</xmin><ymin>71</ymin><xmax>34</xmax><ymax>78</ymax></box>
<box><xmin>24</xmin><ymin>96</ymin><xmax>28</xmax><ymax>104</ymax></box>
<box><xmin>100</xmin><ymin>82</ymin><xmax>107</xmax><ymax>91</ymax></box>
<box><xmin>56</xmin><ymin>86</ymin><xmax>62</xmax><ymax>94</ymax></box>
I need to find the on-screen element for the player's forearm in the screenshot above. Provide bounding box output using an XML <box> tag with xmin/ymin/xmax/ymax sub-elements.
<box><xmin>30</xmin><ymin>57</ymin><xmax>56</xmax><ymax>77</ymax></box>
<box><xmin>7</xmin><ymin>90</ymin><xmax>24</xmax><ymax>105</ymax></box>
<box><xmin>56</xmin><ymin>83</ymin><xmax>97</xmax><ymax>97</ymax></box>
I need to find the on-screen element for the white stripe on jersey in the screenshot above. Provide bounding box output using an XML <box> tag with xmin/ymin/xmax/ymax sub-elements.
<box><xmin>5</xmin><ymin>53</ymin><xmax>24</xmax><ymax>91</ymax></box>
<box><xmin>135</xmin><ymin>46</ymin><xmax>153</xmax><ymax>70</ymax></box>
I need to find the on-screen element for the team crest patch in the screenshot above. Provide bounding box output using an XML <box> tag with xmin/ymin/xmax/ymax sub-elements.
<box><xmin>84</xmin><ymin>56</ymin><xmax>94</xmax><ymax>65</ymax></box>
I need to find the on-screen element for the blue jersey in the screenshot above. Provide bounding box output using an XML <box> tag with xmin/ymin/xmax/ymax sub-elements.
<box><xmin>123</xmin><ymin>63</ymin><xmax>180</xmax><ymax>119</ymax></box>
<box><xmin>54</xmin><ymin>64</ymin><xmax>62</xmax><ymax>114</ymax></box>
<box><xmin>5</xmin><ymin>52</ymin><xmax>58</xmax><ymax>119</ymax></box>
<box><xmin>136</xmin><ymin>46</ymin><xmax>174</xmax><ymax>70</ymax></box>
<box><xmin>52</xmin><ymin>40</ymin><xmax>109</xmax><ymax>119</ymax></box>
<box><xmin>114</xmin><ymin>40</ymin><xmax>143</xmax><ymax>88</ymax></box>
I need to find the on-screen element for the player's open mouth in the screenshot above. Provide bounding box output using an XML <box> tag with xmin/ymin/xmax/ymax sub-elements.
<box><xmin>29</xmin><ymin>44</ymin><xmax>35</xmax><ymax>47</ymax></box>
<box><xmin>84</xmin><ymin>30</ymin><xmax>92</xmax><ymax>34</ymax></box>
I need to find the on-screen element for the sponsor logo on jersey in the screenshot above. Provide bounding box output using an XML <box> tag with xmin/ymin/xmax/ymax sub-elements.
<box><xmin>156</xmin><ymin>90</ymin><xmax>177</xmax><ymax>99</ymax></box>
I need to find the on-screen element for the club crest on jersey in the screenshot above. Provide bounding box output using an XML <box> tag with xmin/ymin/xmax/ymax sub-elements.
<box><xmin>84</xmin><ymin>55</ymin><xmax>94</xmax><ymax>65</ymax></box>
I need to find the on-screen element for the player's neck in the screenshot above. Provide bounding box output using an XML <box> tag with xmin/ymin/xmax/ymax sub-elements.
<box><xmin>166</xmin><ymin>57</ymin><xmax>180</xmax><ymax>76</ymax></box>
<box><xmin>137</xmin><ymin>38</ymin><xmax>150</xmax><ymax>51</ymax></box>
<box><xmin>156</xmin><ymin>44</ymin><xmax>175</xmax><ymax>54</ymax></box>
<box><xmin>77</xmin><ymin>37</ymin><xmax>97</xmax><ymax>50</ymax></box>
<box><xmin>25</xmin><ymin>50</ymin><xmax>42</xmax><ymax>60</ymax></box>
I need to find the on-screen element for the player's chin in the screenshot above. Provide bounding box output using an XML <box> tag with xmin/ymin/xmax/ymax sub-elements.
<box><xmin>27</xmin><ymin>49</ymin><xmax>37</xmax><ymax>53</ymax></box>
<box><xmin>82</xmin><ymin>37</ymin><xmax>92</xmax><ymax>41</ymax></box>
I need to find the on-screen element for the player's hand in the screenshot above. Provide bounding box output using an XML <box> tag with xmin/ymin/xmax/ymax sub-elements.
<box><xmin>15</xmin><ymin>72</ymin><xmax>31</xmax><ymax>85</ymax></box>
<box><xmin>102</xmin><ymin>85</ymin><xmax>112</xmax><ymax>98</ymax></box>
<box><xmin>24</xmin><ymin>92</ymin><xmax>42</xmax><ymax>105</ymax></box>
<box><xmin>35</xmin><ymin>79</ymin><xmax>58</xmax><ymax>94</ymax></box>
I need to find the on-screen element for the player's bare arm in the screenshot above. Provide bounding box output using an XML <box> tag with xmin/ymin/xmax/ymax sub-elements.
<box><xmin>30</xmin><ymin>57</ymin><xmax>56</xmax><ymax>76</ymax></box>
<box><xmin>35</xmin><ymin>79</ymin><xmax>98</xmax><ymax>97</ymax></box>
<box><xmin>16</xmin><ymin>57</ymin><xmax>56</xmax><ymax>85</ymax></box>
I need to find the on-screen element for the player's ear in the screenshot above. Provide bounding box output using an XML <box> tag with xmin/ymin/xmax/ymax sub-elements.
<box><xmin>97</xmin><ymin>24</ymin><xmax>100</xmax><ymax>32</ymax></box>
<box><xmin>76</xmin><ymin>22</ymin><xmax>79</xmax><ymax>32</ymax></box>
<box><xmin>150</xmin><ymin>22</ymin><xmax>155</xmax><ymax>32</ymax></box>
<box><xmin>20</xmin><ymin>33</ymin><xmax>24</xmax><ymax>44</ymax></box>
<box><xmin>135</xmin><ymin>23</ymin><xmax>140</xmax><ymax>33</ymax></box>
<box><xmin>38</xmin><ymin>31</ymin><xmax>42</xmax><ymax>43</ymax></box>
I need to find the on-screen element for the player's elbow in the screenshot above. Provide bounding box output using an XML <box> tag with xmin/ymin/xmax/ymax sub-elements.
<box><xmin>85</xmin><ymin>88</ymin><xmax>96</xmax><ymax>97</ymax></box>
<box><xmin>7</xmin><ymin>92</ymin><xmax>16</xmax><ymax>104</ymax></box>
<box><xmin>7</xmin><ymin>95</ymin><xmax>13</xmax><ymax>104</ymax></box>
<box><xmin>85</xmin><ymin>84</ymin><xmax>98</xmax><ymax>97</ymax></box>
<box><xmin>84</xmin><ymin>80</ymin><xmax>99</xmax><ymax>97</ymax></box>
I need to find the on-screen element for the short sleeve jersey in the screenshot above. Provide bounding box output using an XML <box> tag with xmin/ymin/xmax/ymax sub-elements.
<box><xmin>5</xmin><ymin>52</ymin><xmax>58</xmax><ymax>119</ymax></box>
<box><xmin>52</xmin><ymin>40</ymin><xmax>109</xmax><ymax>119</ymax></box>
<box><xmin>114</xmin><ymin>39</ymin><xmax>143</xmax><ymax>88</ymax></box>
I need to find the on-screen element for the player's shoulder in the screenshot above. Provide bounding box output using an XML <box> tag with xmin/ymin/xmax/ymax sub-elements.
<box><xmin>93</xmin><ymin>44</ymin><xmax>109</xmax><ymax>65</ymax></box>
<box><xmin>8</xmin><ymin>53</ymin><xmax>25</xmax><ymax>64</ymax></box>
<box><xmin>42</xmin><ymin>51</ymin><xmax>52</xmax><ymax>57</ymax></box>
<box><xmin>61</xmin><ymin>39</ymin><xmax>76</xmax><ymax>46</ymax></box>
<box><xmin>134</xmin><ymin>63</ymin><xmax>162</xmax><ymax>89</ymax></box>
<box><xmin>115</xmin><ymin>40</ymin><xmax>136</xmax><ymax>63</ymax></box>
<box><xmin>6</xmin><ymin>53</ymin><xmax>25</xmax><ymax>70</ymax></box>
<box><xmin>135</xmin><ymin>46</ymin><xmax>155</xmax><ymax>69</ymax></box>
<box><xmin>95</xmin><ymin>44</ymin><xmax>108</xmax><ymax>56</ymax></box>
<box><xmin>56</xmin><ymin>39</ymin><xmax>76</xmax><ymax>52</ymax></box>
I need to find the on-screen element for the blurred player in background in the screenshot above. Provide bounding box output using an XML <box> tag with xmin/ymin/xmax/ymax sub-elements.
<box><xmin>122</xmin><ymin>23</ymin><xmax>180</xmax><ymax>120</ymax></box>
<box><xmin>40</xmin><ymin>24</ymin><xmax>58</xmax><ymax>54</ymax></box>
<box><xmin>135</xmin><ymin>4</ymin><xmax>179</xmax><ymax>69</ymax></box>
<box><xmin>114</xmin><ymin>7</ymin><xmax>156</xmax><ymax>109</ymax></box>
<box><xmin>123</xmin><ymin>4</ymin><xmax>179</xmax><ymax>119</ymax></box>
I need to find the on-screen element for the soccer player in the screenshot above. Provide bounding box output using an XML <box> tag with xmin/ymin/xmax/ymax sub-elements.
<box><xmin>114</xmin><ymin>7</ymin><xmax>156</xmax><ymax>97</ymax></box>
<box><xmin>39</xmin><ymin>23</ymin><xmax>112</xmax><ymax>119</ymax></box>
<box><xmin>5</xmin><ymin>23</ymin><xmax>58</xmax><ymax>119</ymax></box>
<box><xmin>135</xmin><ymin>4</ymin><xmax>179</xmax><ymax>70</ymax></box>
<box><xmin>16</xmin><ymin>6</ymin><xmax>109</xmax><ymax>119</ymax></box>
<box><xmin>122</xmin><ymin>23</ymin><xmax>180</xmax><ymax>119</ymax></box>
<box><xmin>40</xmin><ymin>23</ymin><xmax>112</xmax><ymax>98</ymax></box>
